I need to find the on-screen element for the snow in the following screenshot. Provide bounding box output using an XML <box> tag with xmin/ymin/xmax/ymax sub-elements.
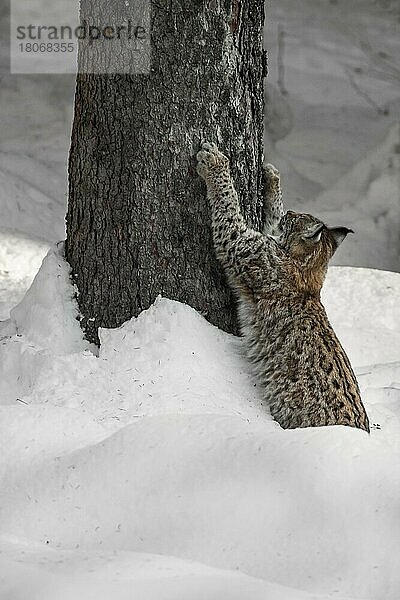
<box><xmin>0</xmin><ymin>229</ymin><xmax>49</xmax><ymax>320</ymax></box>
<box><xmin>299</xmin><ymin>124</ymin><xmax>400</xmax><ymax>271</ymax></box>
<box><xmin>1</xmin><ymin>246</ymin><xmax>400</xmax><ymax>599</ymax></box>
<box><xmin>264</xmin><ymin>0</ymin><xmax>400</xmax><ymax>270</ymax></box>
<box><xmin>9</xmin><ymin>243</ymin><xmax>88</xmax><ymax>355</ymax></box>
<box><xmin>0</xmin><ymin>543</ymin><xmax>356</xmax><ymax>600</ymax></box>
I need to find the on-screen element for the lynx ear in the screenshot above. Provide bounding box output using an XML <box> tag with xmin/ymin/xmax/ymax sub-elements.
<box><xmin>328</xmin><ymin>226</ymin><xmax>354</xmax><ymax>249</ymax></box>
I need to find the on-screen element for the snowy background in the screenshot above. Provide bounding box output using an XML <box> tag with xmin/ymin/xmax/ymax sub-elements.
<box><xmin>0</xmin><ymin>0</ymin><xmax>399</xmax><ymax>318</ymax></box>
<box><xmin>264</xmin><ymin>0</ymin><xmax>400</xmax><ymax>271</ymax></box>
<box><xmin>1</xmin><ymin>0</ymin><xmax>400</xmax><ymax>598</ymax></box>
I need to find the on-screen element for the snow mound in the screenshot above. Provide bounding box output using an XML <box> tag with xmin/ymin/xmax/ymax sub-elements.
<box><xmin>1</xmin><ymin>249</ymin><xmax>400</xmax><ymax>599</ymax></box>
<box><xmin>9</xmin><ymin>243</ymin><xmax>87</xmax><ymax>355</ymax></box>
<box><xmin>0</xmin><ymin>540</ymin><xmax>354</xmax><ymax>600</ymax></box>
<box><xmin>0</xmin><ymin>229</ymin><xmax>49</xmax><ymax>320</ymax></box>
<box><xmin>98</xmin><ymin>295</ymin><xmax>268</xmax><ymax>422</ymax></box>
<box><xmin>323</xmin><ymin>266</ymin><xmax>400</xmax><ymax>366</ymax></box>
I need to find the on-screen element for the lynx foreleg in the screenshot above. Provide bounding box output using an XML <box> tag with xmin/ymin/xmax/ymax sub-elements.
<box><xmin>196</xmin><ymin>142</ymin><xmax>275</xmax><ymax>284</ymax></box>
<box><xmin>262</xmin><ymin>163</ymin><xmax>284</xmax><ymax>236</ymax></box>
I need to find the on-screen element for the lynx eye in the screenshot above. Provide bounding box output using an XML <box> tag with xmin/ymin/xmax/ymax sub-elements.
<box><xmin>302</xmin><ymin>223</ymin><xmax>325</xmax><ymax>243</ymax></box>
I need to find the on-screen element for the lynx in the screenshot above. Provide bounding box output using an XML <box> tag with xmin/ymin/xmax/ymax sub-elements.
<box><xmin>196</xmin><ymin>142</ymin><xmax>369</xmax><ymax>433</ymax></box>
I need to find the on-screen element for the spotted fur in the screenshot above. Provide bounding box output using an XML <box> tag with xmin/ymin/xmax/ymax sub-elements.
<box><xmin>196</xmin><ymin>142</ymin><xmax>369</xmax><ymax>433</ymax></box>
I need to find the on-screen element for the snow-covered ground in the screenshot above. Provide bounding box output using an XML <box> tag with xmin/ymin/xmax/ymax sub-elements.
<box><xmin>1</xmin><ymin>246</ymin><xmax>400</xmax><ymax>599</ymax></box>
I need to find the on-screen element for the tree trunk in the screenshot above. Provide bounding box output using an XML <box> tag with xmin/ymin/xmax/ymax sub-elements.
<box><xmin>66</xmin><ymin>0</ymin><xmax>266</xmax><ymax>345</ymax></box>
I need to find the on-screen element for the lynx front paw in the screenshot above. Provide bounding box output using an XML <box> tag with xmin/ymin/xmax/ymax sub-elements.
<box><xmin>196</xmin><ymin>142</ymin><xmax>230</xmax><ymax>180</ymax></box>
<box><xmin>262</xmin><ymin>163</ymin><xmax>282</xmax><ymax>201</ymax></box>
<box><xmin>263</xmin><ymin>163</ymin><xmax>280</xmax><ymax>186</ymax></box>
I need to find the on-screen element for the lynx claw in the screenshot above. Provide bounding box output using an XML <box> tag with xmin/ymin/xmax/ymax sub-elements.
<box><xmin>201</xmin><ymin>141</ymin><xmax>218</xmax><ymax>153</ymax></box>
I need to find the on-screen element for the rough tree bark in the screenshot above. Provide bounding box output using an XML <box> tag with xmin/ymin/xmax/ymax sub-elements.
<box><xmin>66</xmin><ymin>0</ymin><xmax>266</xmax><ymax>345</ymax></box>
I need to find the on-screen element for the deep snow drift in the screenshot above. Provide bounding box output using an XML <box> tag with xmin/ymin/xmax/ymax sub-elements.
<box><xmin>1</xmin><ymin>245</ymin><xmax>400</xmax><ymax>599</ymax></box>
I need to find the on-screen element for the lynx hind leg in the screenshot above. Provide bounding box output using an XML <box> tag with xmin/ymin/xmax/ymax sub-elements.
<box><xmin>262</xmin><ymin>162</ymin><xmax>284</xmax><ymax>236</ymax></box>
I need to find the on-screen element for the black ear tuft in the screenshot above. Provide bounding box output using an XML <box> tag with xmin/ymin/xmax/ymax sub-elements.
<box><xmin>328</xmin><ymin>226</ymin><xmax>354</xmax><ymax>249</ymax></box>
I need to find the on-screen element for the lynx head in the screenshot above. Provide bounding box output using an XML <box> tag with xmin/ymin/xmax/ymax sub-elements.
<box><xmin>275</xmin><ymin>211</ymin><xmax>353</xmax><ymax>292</ymax></box>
